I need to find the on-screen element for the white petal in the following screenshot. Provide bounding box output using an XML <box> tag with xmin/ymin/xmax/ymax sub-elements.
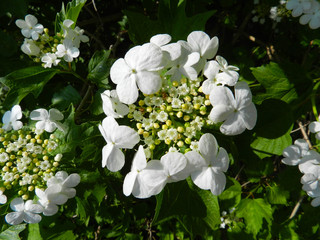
<box><xmin>150</xmin><ymin>34</ymin><xmax>171</xmax><ymax>46</ymax></box>
<box><xmin>142</xmin><ymin>160</ymin><xmax>167</xmax><ymax>187</ymax></box>
<box><xmin>0</xmin><ymin>194</ymin><xmax>7</xmax><ymax>204</ymax></box>
<box><xmin>134</xmin><ymin>43</ymin><xmax>164</xmax><ymax>71</ymax></box>
<box><xmin>300</xmin><ymin>14</ymin><xmax>312</xmax><ymax>25</ymax></box>
<box><xmin>116</xmin><ymin>76</ymin><xmax>139</xmax><ymax>105</ymax></box>
<box><xmin>112</xmin><ymin>126</ymin><xmax>139</xmax><ymax>149</ymax></box>
<box><xmin>203</xmin><ymin>36</ymin><xmax>219</xmax><ymax>59</ymax></box>
<box><xmin>49</xmin><ymin>109</ymin><xmax>64</xmax><ymax>121</ymax></box>
<box><xmin>199</xmin><ymin>133</ymin><xmax>218</xmax><ymax>163</ymax></box>
<box><xmin>204</xmin><ymin>60</ymin><xmax>220</xmax><ymax>80</ymax></box>
<box><xmin>220</xmin><ymin>112</ymin><xmax>247</xmax><ymax>135</ymax></box>
<box><xmin>131</xmin><ymin>173</ymin><xmax>154</xmax><ymax>198</ymax></box>
<box><xmin>5</xmin><ymin>212</ymin><xmax>24</xmax><ymax>225</ymax></box>
<box><xmin>132</xmin><ymin>145</ymin><xmax>147</xmax><ymax>171</ymax></box>
<box><xmin>309</xmin><ymin>121</ymin><xmax>320</xmax><ymax>133</ymax></box>
<box><xmin>11</xmin><ymin>105</ymin><xmax>22</xmax><ymax>120</ymax></box>
<box><xmin>106</xmin><ymin>146</ymin><xmax>125</xmax><ymax>172</ymax></box>
<box><xmin>101</xmin><ymin>144</ymin><xmax>113</xmax><ymax>168</ymax></box>
<box><xmin>209</xmin><ymin>105</ymin><xmax>234</xmax><ymax>123</ymax></box>
<box><xmin>209</xmin><ymin>85</ymin><xmax>235</xmax><ymax>107</ymax></box>
<box><xmin>99</xmin><ymin>116</ymin><xmax>119</xmax><ymax>143</ymax></box>
<box><xmin>61</xmin><ymin>188</ymin><xmax>76</xmax><ymax>198</ymax></box>
<box><xmin>213</xmin><ymin>147</ymin><xmax>229</xmax><ymax>172</ymax></box>
<box><xmin>160</xmin><ymin>152</ymin><xmax>187</xmax><ymax>181</ymax></box>
<box><xmin>185</xmin><ymin>151</ymin><xmax>207</xmax><ymax>170</ymax></box>
<box><xmin>123</xmin><ymin>171</ymin><xmax>138</xmax><ymax>196</ymax></box>
<box><xmin>25</xmin><ymin>200</ymin><xmax>43</xmax><ymax>213</ymax></box>
<box><xmin>216</xmin><ymin>72</ymin><xmax>238</xmax><ymax>86</ymax></box>
<box><xmin>110</xmin><ymin>58</ymin><xmax>132</xmax><ymax>84</ymax></box>
<box><xmin>161</xmin><ymin>43</ymin><xmax>181</xmax><ymax>62</ymax></box>
<box><xmin>311</xmin><ymin>197</ymin><xmax>320</xmax><ymax>207</ymax></box>
<box><xmin>238</xmin><ymin>103</ymin><xmax>257</xmax><ymax>130</ymax></box>
<box><xmin>47</xmin><ymin>192</ymin><xmax>68</xmax><ymax>205</ymax></box>
<box><xmin>44</xmin><ymin>121</ymin><xmax>57</xmax><ymax>133</ymax></box>
<box><xmin>235</xmin><ymin>81</ymin><xmax>252</xmax><ymax>107</ymax></box>
<box><xmin>202</xmin><ymin>79</ymin><xmax>217</xmax><ymax>95</ymax></box>
<box><xmin>63</xmin><ymin>19</ymin><xmax>74</xmax><ymax>28</ymax></box>
<box><xmin>11</xmin><ymin>121</ymin><xmax>23</xmax><ymax>130</ymax></box>
<box><xmin>15</xmin><ymin>19</ymin><xmax>28</xmax><ymax>29</ymax></box>
<box><xmin>187</xmin><ymin>31</ymin><xmax>210</xmax><ymax>55</ymax></box>
<box><xmin>10</xmin><ymin>198</ymin><xmax>24</xmax><ymax>212</ymax></box>
<box><xmin>63</xmin><ymin>173</ymin><xmax>80</xmax><ymax>188</ymax></box>
<box><xmin>136</xmin><ymin>71</ymin><xmax>162</xmax><ymax>95</ymax></box>
<box><xmin>43</xmin><ymin>203</ymin><xmax>59</xmax><ymax>216</ymax></box>
<box><xmin>30</xmin><ymin>108</ymin><xmax>48</xmax><ymax>121</ymax></box>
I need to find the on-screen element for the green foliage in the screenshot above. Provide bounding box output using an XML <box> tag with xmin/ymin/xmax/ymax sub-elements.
<box><xmin>0</xmin><ymin>224</ymin><xmax>26</xmax><ymax>240</ymax></box>
<box><xmin>52</xmin><ymin>85</ymin><xmax>81</xmax><ymax>110</ymax></box>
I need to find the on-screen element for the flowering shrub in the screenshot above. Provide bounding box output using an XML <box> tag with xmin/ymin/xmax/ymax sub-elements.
<box><xmin>0</xmin><ymin>0</ymin><xmax>320</xmax><ymax>239</ymax></box>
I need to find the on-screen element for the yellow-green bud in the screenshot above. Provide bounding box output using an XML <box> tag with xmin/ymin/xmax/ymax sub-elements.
<box><xmin>146</xmin><ymin>107</ymin><xmax>153</xmax><ymax>112</ymax></box>
<box><xmin>22</xmin><ymin>194</ymin><xmax>29</xmax><ymax>200</ymax></box>
<box><xmin>176</xmin><ymin>111</ymin><xmax>183</xmax><ymax>118</ymax></box>
<box><xmin>177</xmin><ymin>126</ymin><xmax>184</xmax><ymax>133</ymax></box>
<box><xmin>28</xmin><ymin>186</ymin><xmax>34</xmax><ymax>191</ymax></box>
<box><xmin>165</xmin><ymin>139</ymin><xmax>171</xmax><ymax>145</ymax></box>
<box><xmin>149</xmin><ymin>144</ymin><xmax>155</xmax><ymax>150</ymax></box>
<box><xmin>136</xmin><ymin>123</ymin><xmax>142</xmax><ymax>129</ymax></box>
<box><xmin>143</xmin><ymin>132</ymin><xmax>149</xmax><ymax>138</ymax></box>
<box><xmin>183</xmin><ymin>115</ymin><xmax>190</xmax><ymax>121</ymax></box>
<box><xmin>138</xmin><ymin>129</ymin><xmax>144</xmax><ymax>135</ymax></box>
<box><xmin>205</xmin><ymin>100</ymin><xmax>211</xmax><ymax>106</ymax></box>
<box><xmin>162</xmin><ymin>124</ymin><xmax>168</xmax><ymax>130</ymax></box>
<box><xmin>138</xmin><ymin>100</ymin><xmax>145</xmax><ymax>106</ymax></box>
<box><xmin>184</xmin><ymin>96</ymin><xmax>191</xmax><ymax>102</ymax></box>
<box><xmin>166</xmin><ymin>120</ymin><xmax>172</xmax><ymax>126</ymax></box>
<box><xmin>172</xmin><ymin>81</ymin><xmax>179</xmax><ymax>87</ymax></box>
<box><xmin>177</xmin><ymin>141</ymin><xmax>184</xmax><ymax>147</ymax></box>
<box><xmin>153</xmin><ymin>123</ymin><xmax>160</xmax><ymax>129</ymax></box>
<box><xmin>185</xmin><ymin>138</ymin><xmax>191</xmax><ymax>144</ymax></box>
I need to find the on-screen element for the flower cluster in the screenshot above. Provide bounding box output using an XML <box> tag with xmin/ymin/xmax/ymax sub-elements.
<box><xmin>99</xmin><ymin>31</ymin><xmax>257</xmax><ymax>198</ymax></box>
<box><xmin>15</xmin><ymin>14</ymin><xmax>89</xmax><ymax>67</ymax></box>
<box><xmin>286</xmin><ymin>0</ymin><xmax>320</xmax><ymax>29</ymax></box>
<box><xmin>0</xmin><ymin>105</ymin><xmax>80</xmax><ymax>225</ymax></box>
<box><xmin>281</xmin><ymin>123</ymin><xmax>320</xmax><ymax>207</ymax></box>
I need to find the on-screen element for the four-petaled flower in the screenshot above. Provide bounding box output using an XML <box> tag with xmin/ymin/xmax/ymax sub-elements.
<box><xmin>2</xmin><ymin>105</ymin><xmax>23</xmax><ymax>131</ymax></box>
<box><xmin>15</xmin><ymin>14</ymin><xmax>44</xmax><ymax>40</ymax></box>
<box><xmin>101</xmin><ymin>90</ymin><xmax>129</xmax><ymax>118</ymax></box>
<box><xmin>30</xmin><ymin>108</ymin><xmax>65</xmax><ymax>133</ymax></box>
<box><xmin>56</xmin><ymin>39</ymin><xmax>80</xmax><ymax>62</ymax></box>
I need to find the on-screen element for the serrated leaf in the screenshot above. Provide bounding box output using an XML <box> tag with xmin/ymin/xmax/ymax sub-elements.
<box><xmin>27</xmin><ymin>223</ymin><xmax>42</xmax><ymax>240</ymax></box>
<box><xmin>0</xmin><ymin>66</ymin><xmax>57</xmax><ymax>106</ymax></box>
<box><xmin>87</xmin><ymin>50</ymin><xmax>112</xmax><ymax>87</ymax></box>
<box><xmin>266</xmin><ymin>184</ymin><xmax>289</xmax><ymax>205</ymax></box>
<box><xmin>0</xmin><ymin>224</ymin><xmax>26</xmax><ymax>240</ymax></box>
<box><xmin>236</xmin><ymin>198</ymin><xmax>273</xmax><ymax>236</ymax></box>
<box><xmin>52</xmin><ymin>85</ymin><xmax>81</xmax><ymax>110</ymax></box>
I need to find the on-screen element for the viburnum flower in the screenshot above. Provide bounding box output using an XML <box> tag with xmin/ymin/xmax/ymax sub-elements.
<box><xmin>15</xmin><ymin>14</ymin><xmax>44</xmax><ymax>40</ymax></box>
<box><xmin>299</xmin><ymin>1</ymin><xmax>320</xmax><ymax>29</ymax></box>
<box><xmin>30</xmin><ymin>108</ymin><xmax>65</xmax><ymax>133</ymax></box>
<box><xmin>185</xmin><ymin>31</ymin><xmax>219</xmax><ymax>71</ymax></box>
<box><xmin>185</xmin><ymin>133</ymin><xmax>229</xmax><ymax>195</ymax></box>
<box><xmin>2</xmin><ymin>105</ymin><xmax>23</xmax><ymax>131</ymax></box>
<box><xmin>208</xmin><ymin>82</ymin><xmax>257</xmax><ymax>135</ymax></box>
<box><xmin>62</xmin><ymin>19</ymin><xmax>89</xmax><ymax>48</ymax></box>
<box><xmin>123</xmin><ymin>146</ymin><xmax>152</xmax><ymax>198</ymax></box>
<box><xmin>56</xmin><ymin>39</ymin><xmax>80</xmax><ymax>62</ymax></box>
<box><xmin>301</xmin><ymin>166</ymin><xmax>320</xmax><ymax>206</ymax></box>
<box><xmin>110</xmin><ymin>43</ymin><xmax>164</xmax><ymax>104</ymax></box>
<box><xmin>35</xmin><ymin>188</ymin><xmax>59</xmax><ymax>216</ymax></box>
<box><xmin>0</xmin><ymin>190</ymin><xmax>7</xmax><ymax>204</ymax></box>
<box><xmin>41</xmin><ymin>53</ymin><xmax>61</xmax><ymax>68</ymax></box>
<box><xmin>286</xmin><ymin>0</ymin><xmax>312</xmax><ymax>17</ymax></box>
<box><xmin>281</xmin><ymin>138</ymin><xmax>320</xmax><ymax>173</ymax></box>
<box><xmin>309</xmin><ymin>120</ymin><xmax>320</xmax><ymax>140</ymax></box>
<box><xmin>101</xmin><ymin>90</ymin><xmax>129</xmax><ymax>118</ymax></box>
<box><xmin>21</xmin><ymin>39</ymin><xmax>40</xmax><ymax>56</ymax></box>
<box><xmin>215</xmin><ymin>56</ymin><xmax>239</xmax><ymax>84</ymax></box>
<box><xmin>142</xmin><ymin>152</ymin><xmax>189</xmax><ymax>196</ymax></box>
<box><xmin>98</xmin><ymin>116</ymin><xmax>140</xmax><ymax>171</ymax></box>
<box><xmin>45</xmin><ymin>171</ymin><xmax>81</xmax><ymax>205</ymax></box>
<box><xmin>5</xmin><ymin>198</ymin><xmax>43</xmax><ymax>225</ymax></box>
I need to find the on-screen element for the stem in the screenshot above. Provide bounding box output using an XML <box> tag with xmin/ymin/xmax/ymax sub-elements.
<box><xmin>75</xmin><ymin>84</ymin><xmax>94</xmax><ymax>120</ymax></box>
<box><xmin>298</xmin><ymin>121</ymin><xmax>313</xmax><ymax>149</ymax></box>
<box><xmin>311</xmin><ymin>81</ymin><xmax>320</xmax><ymax>121</ymax></box>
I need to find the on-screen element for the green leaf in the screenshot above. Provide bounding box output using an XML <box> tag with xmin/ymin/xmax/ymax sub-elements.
<box><xmin>27</xmin><ymin>224</ymin><xmax>42</xmax><ymax>240</ymax></box>
<box><xmin>236</xmin><ymin>198</ymin><xmax>273</xmax><ymax>236</ymax></box>
<box><xmin>219</xmin><ymin>177</ymin><xmax>242</xmax><ymax>209</ymax></box>
<box><xmin>47</xmin><ymin>230</ymin><xmax>76</xmax><ymax>240</ymax></box>
<box><xmin>92</xmin><ymin>184</ymin><xmax>106</xmax><ymax>205</ymax></box>
<box><xmin>0</xmin><ymin>66</ymin><xmax>57</xmax><ymax>106</ymax></box>
<box><xmin>55</xmin><ymin>0</ymin><xmax>87</xmax><ymax>33</ymax></box>
<box><xmin>125</xmin><ymin>0</ymin><xmax>215</xmax><ymax>44</ymax></box>
<box><xmin>52</xmin><ymin>85</ymin><xmax>81</xmax><ymax>110</ymax></box>
<box><xmin>75</xmin><ymin>197</ymin><xmax>89</xmax><ymax>226</ymax></box>
<box><xmin>266</xmin><ymin>183</ymin><xmax>290</xmax><ymax>205</ymax></box>
<box><xmin>87</xmin><ymin>50</ymin><xmax>112</xmax><ymax>87</ymax></box>
<box><xmin>0</xmin><ymin>224</ymin><xmax>26</xmax><ymax>240</ymax></box>
<box><xmin>250</xmin><ymin>99</ymin><xmax>293</xmax><ymax>158</ymax></box>
<box><xmin>279</xmin><ymin>221</ymin><xmax>299</xmax><ymax>240</ymax></box>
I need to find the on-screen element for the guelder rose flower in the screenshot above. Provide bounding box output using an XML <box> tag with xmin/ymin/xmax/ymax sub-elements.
<box><xmin>62</xmin><ymin>19</ymin><xmax>89</xmax><ymax>48</ymax></box>
<box><xmin>299</xmin><ymin>1</ymin><xmax>320</xmax><ymax>29</ymax></box>
<box><xmin>30</xmin><ymin>108</ymin><xmax>65</xmax><ymax>133</ymax></box>
<box><xmin>2</xmin><ymin>105</ymin><xmax>23</xmax><ymax>131</ymax></box>
<box><xmin>56</xmin><ymin>39</ymin><xmax>80</xmax><ymax>62</ymax></box>
<box><xmin>286</xmin><ymin>0</ymin><xmax>312</xmax><ymax>17</ymax></box>
<box><xmin>110</xmin><ymin>43</ymin><xmax>164</xmax><ymax>104</ymax></box>
<box><xmin>21</xmin><ymin>39</ymin><xmax>40</xmax><ymax>56</ymax></box>
<box><xmin>35</xmin><ymin>188</ymin><xmax>59</xmax><ymax>216</ymax></box>
<box><xmin>0</xmin><ymin>190</ymin><xmax>7</xmax><ymax>204</ymax></box>
<box><xmin>208</xmin><ymin>82</ymin><xmax>257</xmax><ymax>135</ymax></box>
<box><xmin>123</xmin><ymin>146</ymin><xmax>152</xmax><ymax>198</ymax></box>
<box><xmin>15</xmin><ymin>14</ymin><xmax>44</xmax><ymax>40</ymax></box>
<box><xmin>309</xmin><ymin>120</ymin><xmax>320</xmax><ymax>139</ymax></box>
<box><xmin>101</xmin><ymin>90</ymin><xmax>129</xmax><ymax>118</ymax></box>
<box><xmin>5</xmin><ymin>198</ymin><xmax>43</xmax><ymax>225</ymax></box>
<box><xmin>41</xmin><ymin>53</ymin><xmax>61</xmax><ymax>68</ymax></box>
<box><xmin>185</xmin><ymin>133</ymin><xmax>229</xmax><ymax>195</ymax></box>
<box><xmin>99</xmin><ymin>116</ymin><xmax>140</xmax><ymax>171</ymax></box>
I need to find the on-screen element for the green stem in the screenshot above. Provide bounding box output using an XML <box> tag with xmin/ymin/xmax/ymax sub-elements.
<box><xmin>311</xmin><ymin>81</ymin><xmax>320</xmax><ymax>121</ymax></box>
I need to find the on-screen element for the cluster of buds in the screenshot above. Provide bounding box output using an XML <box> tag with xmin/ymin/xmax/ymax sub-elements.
<box><xmin>15</xmin><ymin>14</ymin><xmax>89</xmax><ymax>68</ymax></box>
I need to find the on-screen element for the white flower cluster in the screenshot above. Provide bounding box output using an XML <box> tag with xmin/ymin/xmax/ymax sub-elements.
<box><xmin>5</xmin><ymin>171</ymin><xmax>80</xmax><ymax>225</ymax></box>
<box><xmin>286</xmin><ymin>0</ymin><xmax>320</xmax><ymax>29</ymax></box>
<box><xmin>0</xmin><ymin>106</ymin><xmax>79</xmax><ymax>225</ymax></box>
<box><xmin>281</xmin><ymin>120</ymin><xmax>320</xmax><ymax>206</ymax></box>
<box><xmin>99</xmin><ymin>31</ymin><xmax>257</xmax><ymax>198</ymax></box>
<box><xmin>15</xmin><ymin>14</ymin><xmax>89</xmax><ymax>67</ymax></box>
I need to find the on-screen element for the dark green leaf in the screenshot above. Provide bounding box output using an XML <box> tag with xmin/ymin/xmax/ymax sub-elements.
<box><xmin>236</xmin><ymin>198</ymin><xmax>273</xmax><ymax>236</ymax></box>
<box><xmin>266</xmin><ymin>184</ymin><xmax>290</xmax><ymax>205</ymax></box>
<box><xmin>0</xmin><ymin>67</ymin><xmax>57</xmax><ymax>106</ymax></box>
<box><xmin>87</xmin><ymin>50</ymin><xmax>112</xmax><ymax>87</ymax></box>
<box><xmin>47</xmin><ymin>230</ymin><xmax>76</xmax><ymax>240</ymax></box>
<box><xmin>92</xmin><ymin>184</ymin><xmax>106</xmax><ymax>205</ymax></box>
<box><xmin>52</xmin><ymin>85</ymin><xmax>81</xmax><ymax>110</ymax></box>
<box><xmin>0</xmin><ymin>224</ymin><xmax>26</xmax><ymax>240</ymax></box>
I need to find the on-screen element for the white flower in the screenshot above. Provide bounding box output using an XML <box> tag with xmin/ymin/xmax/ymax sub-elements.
<box><xmin>123</xmin><ymin>146</ymin><xmax>154</xmax><ymax>198</ymax></box>
<box><xmin>286</xmin><ymin>0</ymin><xmax>312</xmax><ymax>17</ymax></box>
<box><xmin>41</xmin><ymin>53</ymin><xmax>60</xmax><ymax>68</ymax></box>
<box><xmin>309</xmin><ymin>120</ymin><xmax>320</xmax><ymax>139</ymax></box>
<box><xmin>301</xmin><ymin>166</ymin><xmax>320</xmax><ymax>206</ymax></box>
<box><xmin>185</xmin><ymin>31</ymin><xmax>219</xmax><ymax>71</ymax></box>
<box><xmin>56</xmin><ymin>39</ymin><xmax>80</xmax><ymax>62</ymax></box>
<box><xmin>171</xmin><ymin>98</ymin><xmax>182</xmax><ymax>108</ymax></box>
<box><xmin>98</xmin><ymin>116</ymin><xmax>140</xmax><ymax>171</ymax></box>
<box><xmin>133</xmin><ymin>110</ymin><xmax>143</xmax><ymax>121</ymax></box>
<box><xmin>5</xmin><ymin>198</ymin><xmax>43</xmax><ymax>225</ymax></box>
<box><xmin>21</xmin><ymin>38</ymin><xmax>40</xmax><ymax>56</ymax></box>
<box><xmin>208</xmin><ymin>82</ymin><xmax>257</xmax><ymax>135</ymax></box>
<box><xmin>35</xmin><ymin>188</ymin><xmax>59</xmax><ymax>216</ymax></box>
<box><xmin>15</xmin><ymin>14</ymin><xmax>44</xmax><ymax>40</ymax></box>
<box><xmin>110</xmin><ymin>43</ymin><xmax>164</xmax><ymax>104</ymax></box>
<box><xmin>46</xmin><ymin>171</ymin><xmax>80</xmax><ymax>205</ymax></box>
<box><xmin>141</xmin><ymin>152</ymin><xmax>189</xmax><ymax>196</ymax></box>
<box><xmin>142</xmin><ymin>118</ymin><xmax>153</xmax><ymax>130</ymax></box>
<box><xmin>157</xmin><ymin>111</ymin><xmax>168</xmax><ymax>122</ymax></box>
<box><xmin>215</xmin><ymin>56</ymin><xmax>239</xmax><ymax>85</ymax></box>
<box><xmin>299</xmin><ymin>1</ymin><xmax>320</xmax><ymax>29</ymax></box>
<box><xmin>0</xmin><ymin>190</ymin><xmax>7</xmax><ymax>204</ymax></box>
<box><xmin>30</xmin><ymin>108</ymin><xmax>65</xmax><ymax>133</ymax></box>
<box><xmin>185</xmin><ymin>133</ymin><xmax>229</xmax><ymax>195</ymax></box>
<box><xmin>281</xmin><ymin>139</ymin><xmax>320</xmax><ymax>173</ymax></box>
<box><xmin>101</xmin><ymin>90</ymin><xmax>129</xmax><ymax>118</ymax></box>
<box><xmin>167</xmin><ymin>128</ymin><xmax>178</xmax><ymax>141</ymax></box>
<box><xmin>2</xmin><ymin>105</ymin><xmax>23</xmax><ymax>131</ymax></box>
<box><xmin>157</xmin><ymin>129</ymin><xmax>167</xmax><ymax>140</ymax></box>
<box><xmin>62</xmin><ymin>20</ymin><xmax>89</xmax><ymax>48</ymax></box>
<box><xmin>0</xmin><ymin>152</ymin><xmax>9</xmax><ymax>163</ymax></box>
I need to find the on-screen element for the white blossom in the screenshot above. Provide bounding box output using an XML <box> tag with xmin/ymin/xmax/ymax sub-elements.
<box><xmin>0</xmin><ymin>190</ymin><xmax>7</xmax><ymax>204</ymax></box>
<box><xmin>101</xmin><ymin>90</ymin><xmax>129</xmax><ymax>118</ymax></box>
<box><xmin>299</xmin><ymin>1</ymin><xmax>320</xmax><ymax>29</ymax></box>
<box><xmin>185</xmin><ymin>133</ymin><xmax>229</xmax><ymax>195</ymax></box>
<box><xmin>286</xmin><ymin>0</ymin><xmax>312</xmax><ymax>17</ymax></box>
<box><xmin>98</xmin><ymin>116</ymin><xmax>140</xmax><ymax>171</ymax></box>
<box><xmin>2</xmin><ymin>105</ymin><xmax>23</xmax><ymax>131</ymax></box>
<box><xmin>30</xmin><ymin>108</ymin><xmax>65</xmax><ymax>133</ymax></box>
<box><xmin>208</xmin><ymin>82</ymin><xmax>257</xmax><ymax>135</ymax></box>
<box><xmin>309</xmin><ymin>120</ymin><xmax>320</xmax><ymax>139</ymax></box>
<box><xmin>21</xmin><ymin>38</ymin><xmax>40</xmax><ymax>56</ymax></box>
<box><xmin>5</xmin><ymin>198</ymin><xmax>43</xmax><ymax>225</ymax></box>
<box><xmin>56</xmin><ymin>39</ymin><xmax>80</xmax><ymax>62</ymax></box>
<box><xmin>15</xmin><ymin>14</ymin><xmax>43</xmax><ymax>40</ymax></box>
<box><xmin>41</xmin><ymin>53</ymin><xmax>60</xmax><ymax>68</ymax></box>
<box><xmin>35</xmin><ymin>188</ymin><xmax>59</xmax><ymax>216</ymax></box>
